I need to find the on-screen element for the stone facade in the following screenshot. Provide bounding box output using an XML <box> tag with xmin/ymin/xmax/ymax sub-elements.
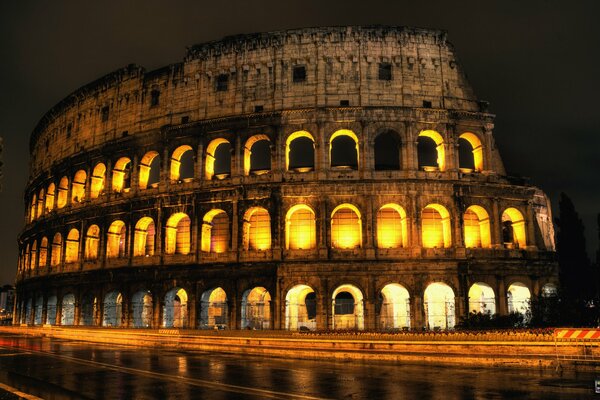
<box><xmin>15</xmin><ymin>26</ymin><xmax>557</xmax><ymax>331</ymax></box>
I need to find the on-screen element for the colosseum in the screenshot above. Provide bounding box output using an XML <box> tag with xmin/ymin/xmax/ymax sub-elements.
<box><xmin>14</xmin><ymin>26</ymin><xmax>558</xmax><ymax>331</ymax></box>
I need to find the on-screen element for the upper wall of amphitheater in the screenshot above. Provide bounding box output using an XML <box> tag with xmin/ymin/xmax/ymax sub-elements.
<box><xmin>29</xmin><ymin>26</ymin><xmax>484</xmax><ymax>177</ymax></box>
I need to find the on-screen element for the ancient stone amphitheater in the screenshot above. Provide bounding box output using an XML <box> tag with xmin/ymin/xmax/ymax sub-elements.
<box><xmin>15</xmin><ymin>26</ymin><xmax>558</xmax><ymax>331</ymax></box>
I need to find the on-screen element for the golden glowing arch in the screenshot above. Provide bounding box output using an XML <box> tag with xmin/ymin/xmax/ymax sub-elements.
<box><xmin>90</xmin><ymin>163</ymin><xmax>106</xmax><ymax>199</ymax></box>
<box><xmin>65</xmin><ymin>228</ymin><xmax>80</xmax><ymax>263</ymax></box>
<box><xmin>170</xmin><ymin>145</ymin><xmax>194</xmax><ymax>181</ymax></box>
<box><xmin>285</xmin><ymin>131</ymin><xmax>315</xmax><ymax>171</ymax></box>
<box><xmin>285</xmin><ymin>204</ymin><xmax>316</xmax><ymax>250</ymax></box>
<box><xmin>57</xmin><ymin>177</ymin><xmax>69</xmax><ymax>208</ymax></box>
<box><xmin>36</xmin><ymin>188</ymin><xmax>45</xmax><ymax>219</ymax></box>
<box><xmin>201</xmin><ymin>209</ymin><xmax>229</xmax><ymax>253</ymax></box>
<box><xmin>377</xmin><ymin>203</ymin><xmax>408</xmax><ymax>249</ymax></box>
<box><xmin>380</xmin><ymin>283</ymin><xmax>411</xmax><ymax>329</ymax></box>
<box><xmin>284</xmin><ymin>284</ymin><xmax>316</xmax><ymax>330</ymax></box>
<box><xmin>139</xmin><ymin>151</ymin><xmax>160</xmax><ymax>190</ymax></box>
<box><xmin>502</xmin><ymin>207</ymin><xmax>527</xmax><ymax>248</ymax></box>
<box><xmin>424</xmin><ymin>282</ymin><xmax>455</xmax><ymax>329</ymax></box>
<box><xmin>459</xmin><ymin>132</ymin><xmax>483</xmax><ymax>172</ymax></box>
<box><xmin>71</xmin><ymin>170</ymin><xmax>87</xmax><ymax>203</ymax></box>
<box><xmin>329</xmin><ymin>129</ymin><xmax>359</xmax><ymax>168</ymax></box>
<box><xmin>243</xmin><ymin>207</ymin><xmax>271</xmax><ymax>250</ymax></box>
<box><xmin>134</xmin><ymin>217</ymin><xmax>155</xmax><ymax>257</ymax></box>
<box><xmin>39</xmin><ymin>237</ymin><xmax>48</xmax><ymax>267</ymax></box>
<box><xmin>331</xmin><ymin>203</ymin><xmax>362</xmax><ymax>249</ymax></box>
<box><xmin>418</xmin><ymin>130</ymin><xmax>446</xmax><ymax>171</ymax></box>
<box><xmin>205</xmin><ymin>138</ymin><xmax>231</xmax><ymax>180</ymax></box>
<box><xmin>112</xmin><ymin>157</ymin><xmax>131</xmax><ymax>192</ymax></box>
<box><xmin>331</xmin><ymin>284</ymin><xmax>364</xmax><ymax>330</ymax></box>
<box><xmin>165</xmin><ymin>212</ymin><xmax>191</xmax><ymax>255</ymax></box>
<box><xmin>243</xmin><ymin>134</ymin><xmax>271</xmax><ymax>176</ymax></box>
<box><xmin>30</xmin><ymin>240</ymin><xmax>37</xmax><ymax>270</ymax></box>
<box><xmin>29</xmin><ymin>194</ymin><xmax>37</xmax><ymax>222</ymax></box>
<box><xmin>50</xmin><ymin>232</ymin><xmax>62</xmax><ymax>267</ymax></box>
<box><xmin>468</xmin><ymin>282</ymin><xmax>496</xmax><ymax>314</ymax></box>
<box><xmin>421</xmin><ymin>203</ymin><xmax>452</xmax><ymax>248</ymax></box>
<box><xmin>464</xmin><ymin>205</ymin><xmax>491</xmax><ymax>248</ymax></box>
<box><xmin>45</xmin><ymin>183</ymin><xmax>55</xmax><ymax>212</ymax></box>
<box><xmin>106</xmin><ymin>220</ymin><xmax>126</xmax><ymax>258</ymax></box>
<box><xmin>84</xmin><ymin>225</ymin><xmax>100</xmax><ymax>260</ymax></box>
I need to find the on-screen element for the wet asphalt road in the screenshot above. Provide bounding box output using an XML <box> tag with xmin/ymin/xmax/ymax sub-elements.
<box><xmin>0</xmin><ymin>333</ymin><xmax>598</xmax><ymax>399</ymax></box>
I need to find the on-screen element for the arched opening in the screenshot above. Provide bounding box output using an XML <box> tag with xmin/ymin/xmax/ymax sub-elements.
<box><xmin>46</xmin><ymin>295</ymin><xmax>57</xmax><ymax>325</ymax></box>
<box><xmin>103</xmin><ymin>291</ymin><xmax>123</xmax><ymax>327</ymax></box>
<box><xmin>84</xmin><ymin>225</ymin><xmax>100</xmax><ymax>260</ymax></box>
<box><xmin>61</xmin><ymin>294</ymin><xmax>75</xmax><ymax>325</ymax></box>
<box><xmin>34</xmin><ymin>296</ymin><xmax>44</xmax><ymax>325</ymax></box>
<box><xmin>36</xmin><ymin>188</ymin><xmax>45</xmax><ymax>218</ymax></box>
<box><xmin>39</xmin><ymin>237</ymin><xmax>48</xmax><ymax>267</ymax></box>
<box><xmin>286</xmin><ymin>131</ymin><xmax>315</xmax><ymax>172</ymax></box>
<box><xmin>199</xmin><ymin>287</ymin><xmax>228</xmax><ymax>329</ymax></box>
<box><xmin>201</xmin><ymin>210</ymin><xmax>229</xmax><ymax>253</ymax></box>
<box><xmin>463</xmin><ymin>205</ymin><xmax>491</xmax><ymax>248</ymax></box>
<box><xmin>90</xmin><ymin>163</ymin><xmax>106</xmax><ymax>199</ymax></box>
<box><xmin>242</xmin><ymin>207</ymin><xmax>271</xmax><ymax>251</ymax></box>
<box><xmin>286</xmin><ymin>204</ymin><xmax>316</xmax><ymax>250</ymax></box>
<box><xmin>23</xmin><ymin>299</ymin><xmax>32</xmax><ymax>325</ymax></box>
<box><xmin>330</xmin><ymin>130</ymin><xmax>359</xmax><ymax>169</ymax></box>
<box><xmin>65</xmin><ymin>228</ymin><xmax>80</xmax><ymax>263</ymax></box>
<box><xmin>80</xmin><ymin>294</ymin><xmax>97</xmax><ymax>326</ymax></box>
<box><xmin>132</xmin><ymin>290</ymin><xmax>153</xmax><ymax>328</ymax></box>
<box><xmin>468</xmin><ymin>283</ymin><xmax>496</xmax><ymax>314</ymax></box>
<box><xmin>374</xmin><ymin>130</ymin><xmax>401</xmax><ymax>170</ymax></box>
<box><xmin>23</xmin><ymin>244</ymin><xmax>30</xmax><ymax>272</ymax></box>
<box><xmin>502</xmin><ymin>208</ymin><xmax>527</xmax><ymax>248</ymax></box>
<box><xmin>163</xmin><ymin>287</ymin><xmax>188</xmax><ymax>328</ymax></box>
<box><xmin>379</xmin><ymin>283</ymin><xmax>410</xmax><ymax>330</ymax></box>
<box><xmin>106</xmin><ymin>220</ymin><xmax>127</xmax><ymax>258</ymax></box>
<box><xmin>331</xmin><ymin>204</ymin><xmax>362</xmax><ymax>249</ymax></box>
<box><xmin>421</xmin><ymin>204</ymin><xmax>452</xmax><ymax>248</ymax></box>
<box><xmin>112</xmin><ymin>157</ymin><xmax>132</xmax><ymax>193</ymax></box>
<box><xmin>244</xmin><ymin>135</ymin><xmax>271</xmax><ymax>176</ymax></box>
<box><xmin>165</xmin><ymin>213</ymin><xmax>191</xmax><ymax>255</ymax></box>
<box><xmin>241</xmin><ymin>287</ymin><xmax>271</xmax><ymax>330</ymax></box>
<box><xmin>139</xmin><ymin>151</ymin><xmax>160</xmax><ymax>189</ymax></box>
<box><xmin>424</xmin><ymin>282</ymin><xmax>455</xmax><ymax>330</ymax></box>
<box><xmin>30</xmin><ymin>241</ymin><xmax>37</xmax><ymax>270</ymax></box>
<box><xmin>542</xmin><ymin>283</ymin><xmax>558</xmax><ymax>297</ymax></box>
<box><xmin>507</xmin><ymin>282</ymin><xmax>531</xmax><ymax>318</ymax></box>
<box><xmin>50</xmin><ymin>233</ymin><xmax>62</xmax><ymax>267</ymax></box>
<box><xmin>285</xmin><ymin>285</ymin><xmax>316</xmax><ymax>331</ymax></box>
<box><xmin>332</xmin><ymin>285</ymin><xmax>364</xmax><ymax>330</ymax></box>
<box><xmin>45</xmin><ymin>183</ymin><xmax>55</xmax><ymax>211</ymax></box>
<box><xmin>170</xmin><ymin>145</ymin><xmax>194</xmax><ymax>182</ymax></box>
<box><xmin>133</xmin><ymin>217</ymin><xmax>155</xmax><ymax>257</ymax></box>
<box><xmin>458</xmin><ymin>132</ymin><xmax>483</xmax><ymax>172</ymax></box>
<box><xmin>417</xmin><ymin>130</ymin><xmax>445</xmax><ymax>171</ymax></box>
<box><xmin>29</xmin><ymin>194</ymin><xmax>37</xmax><ymax>222</ymax></box>
<box><xmin>205</xmin><ymin>139</ymin><xmax>232</xmax><ymax>180</ymax></box>
<box><xmin>71</xmin><ymin>170</ymin><xmax>87</xmax><ymax>203</ymax></box>
<box><xmin>377</xmin><ymin>204</ymin><xmax>407</xmax><ymax>249</ymax></box>
<box><xmin>57</xmin><ymin>177</ymin><xmax>69</xmax><ymax>208</ymax></box>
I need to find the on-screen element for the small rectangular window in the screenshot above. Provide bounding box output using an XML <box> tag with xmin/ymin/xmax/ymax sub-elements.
<box><xmin>293</xmin><ymin>65</ymin><xmax>306</xmax><ymax>83</ymax></box>
<box><xmin>181</xmin><ymin>116</ymin><xmax>189</xmax><ymax>124</ymax></box>
<box><xmin>216</xmin><ymin>74</ymin><xmax>229</xmax><ymax>91</ymax></box>
<box><xmin>378</xmin><ymin>63</ymin><xmax>392</xmax><ymax>81</ymax></box>
<box><xmin>101</xmin><ymin>106</ymin><xmax>109</xmax><ymax>122</ymax></box>
<box><xmin>150</xmin><ymin>90</ymin><xmax>160</xmax><ymax>107</ymax></box>
<box><xmin>340</xmin><ymin>100</ymin><xmax>350</xmax><ymax>106</ymax></box>
<box><xmin>254</xmin><ymin>105</ymin><xmax>264</xmax><ymax>113</ymax></box>
<box><xmin>422</xmin><ymin>100</ymin><xmax>432</xmax><ymax>108</ymax></box>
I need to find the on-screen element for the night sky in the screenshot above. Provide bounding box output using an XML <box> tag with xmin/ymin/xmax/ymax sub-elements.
<box><xmin>1</xmin><ymin>1</ymin><xmax>599</xmax><ymax>285</ymax></box>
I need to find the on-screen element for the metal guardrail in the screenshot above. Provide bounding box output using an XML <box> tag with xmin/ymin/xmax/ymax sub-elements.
<box><xmin>554</xmin><ymin>328</ymin><xmax>600</xmax><ymax>363</ymax></box>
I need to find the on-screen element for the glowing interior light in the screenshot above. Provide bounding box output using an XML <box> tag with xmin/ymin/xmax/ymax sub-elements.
<box><xmin>106</xmin><ymin>220</ymin><xmax>126</xmax><ymax>258</ymax></box>
<box><xmin>244</xmin><ymin>207</ymin><xmax>271</xmax><ymax>251</ymax></box>
<box><xmin>45</xmin><ymin>183</ymin><xmax>55</xmax><ymax>211</ymax></box>
<box><xmin>502</xmin><ymin>208</ymin><xmax>527</xmax><ymax>248</ymax></box>
<box><xmin>463</xmin><ymin>205</ymin><xmax>491</xmax><ymax>249</ymax></box>
<box><xmin>377</xmin><ymin>204</ymin><xmax>407</xmax><ymax>249</ymax></box>
<box><xmin>50</xmin><ymin>233</ymin><xmax>62</xmax><ymax>266</ymax></box>
<box><xmin>170</xmin><ymin>145</ymin><xmax>194</xmax><ymax>181</ymax></box>
<box><xmin>507</xmin><ymin>282</ymin><xmax>531</xmax><ymax>316</ymax></box>
<box><xmin>379</xmin><ymin>284</ymin><xmax>410</xmax><ymax>329</ymax></box>
<box><xmin>205</xmin><ymin>138</ymin><xmax>231</xmax><ymax>180</ymax></box>
<box><xmin>331</xmin><ymin>204</ymin><xmax>361</xmax><ymax>249</ymax></box>
<box><xmin>71</xmin><ymin>170</ymin><xmax>87</xmax><ymax>203</ymax></box>
<box><xmin>418</xmin><ymin>130</ymin><xmax>446</xmax><ymax>171</ymax></box>
<box><xmin>65</xmin><ymin>228</ymin><xmax>80</xmax><ymax>263</ymax></box>
<box><xmin>85</xmin><ymin>225</ymin><xmax>100</xmax><ymax>260</ymax></box>
<box><xmin>286</xmin><ymin>205</ymin><xmax>316</xmax><ymax>250</ymax></box>
<box><xmin>421</xmin><ymin>204</ymin><xmax>451</xmax><ymax>248</ymax></box>
<box><xmin>165</xmin><ymin>213</ymin><xmax>191</xmax><ymax>255</ymax></box>
<box><xmin>468</xmin><ymin>282</ymin><xmax>496</xmax><ymax>314</ymax></box>
<box><xmin>112</xmin><ymin>157</ymin><xmax>131</xmax><ymax>192</ymax></box>
<box><xmin>424</xmin><ymin>282</ymin><xmax>455</xmax><ymax>329</ymax></box>
<box><xmin>284</xmin><ymin>284</ymin><xmax>316</xmax><ymax>330</ymax></box>
<box><xmin>201</xmin><ymin>209</ymin><xmax>229</xmax><ymax>253</ymax></box>
<box><xmin>133</xmin><ymin>217</ymin><xmax>155</xmax><ymax>257</ymax></box>
<box><xmin>459</xmin><ymin>132</ymin><xmax>483</xmax><ymax>172</ymax></box>
<box><xmin>39</xmin><ymin>237</ymin><xmax>48</xmax><ymax>267</ymax></box>
<box><xmin>139</xmin><ymin>151</ymin><xmax>159</xmax><ymax>189</ymax></box>
<box><xmin>57</xmin><ymin>177</ymin><xmax>69</xmax><ymax>208</ymax></box>
<box><xmin>90</xmin><ymin>163</ymin><xmax>106</xmax><ymax>199</ymax></box>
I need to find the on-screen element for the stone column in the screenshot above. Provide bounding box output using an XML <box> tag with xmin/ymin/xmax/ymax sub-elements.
<box><xmin>497</xmin><ymin>278</ymin><xmax>507</xmax><ymax>315</ymax></box>
<box><xmin>492</xmin><ymin>198</ymin><xmax>502</xmax><ymax>248</ymax></box>
<box><xmin>525</xmin><ymin>201</ymin><xmax>537</xmax><ymax>250</ymax></box>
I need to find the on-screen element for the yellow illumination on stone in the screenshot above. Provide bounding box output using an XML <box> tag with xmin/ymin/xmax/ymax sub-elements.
<box><xmin>331</xmin><ymin>204</ymin><xmax>362</xmax><ymax>249</ymax></box>
<box><xmin>421</xmin><ymin>204</ymin><xmax>451</xmax><ymax>248</ymax></box>
<box><xmin>106</xmin><ymin>220</ymin><xmax>126</xmax><ymax>258</ymax></box>
<box><xmin>285</xmin><ymin>204</ymin><xmax>316</xmax><ymax>250</ymax></box>
<box><xmin>332</xmin><ymin>284</ymin><xmax>364</xmax><ymax>330</ymax></box>
<box><xmin>424</xmin><ymin>282</ymin><xmax>455</xmax><ymax>329</ymax></box>
<box><xmin>45</xmin><ymin>183</ymin><xmax>55</xmax><ymax>212</ymax></box>
<box><xmin>507</xmin><ymin>282</ymin><xmax>531</xmax><ymax>316</ymax></box>
<box><xmin>285</xmin><ymin>131</ymin><xmax>314</xmax><ymax>171</ymax></box>
<box><xmin>201</xmin><ymin>209</ymin><xmax>229</xmax><ymax>253</ymax></box>
<box><xmin>285</xmin><ymin>284</ymin><xmax>315</xmax><ymax>330</ymax></box>
<box><xmin>36</xmin><ymin>189</ymin><xmax>45</xmax><ymax>219</ymax></box>
<box><xmin>243</xmin><ymin>134</ymin><xmax>271</xmax><ymax>176</ymax></box>
<box><xmin>90</xmin><ymin>163</ymin><xmax>106</xmax><ymax>199</ymax></box>
<box><xmin>29</xmin><ymin>194</ymin><xmax>37</xmax><ymax>222</ymax></box>
<box><xmin>502</xmin><ymin>207</ymin><xmax>527</xmax><ymax>248</ymax></box>
<box><xmin>463</xmin><ymin>205</ymin><xmax>491</xmax><ymax>248</ymax></box>
<box><xmin>377</xmin><ymin>204</ymin><xmax>407</xmax><ymax>249</ymax></box>
<box><xmin>133</xmin><ymin>217</ymin><xmax>155</xmax><ymax>256</ymax></box>
<box><xmin>468</xmin><ymin>282</ymin><xmax>496</xmax><ymax>314</ymax></box>
<box><xmin>329</xmin><ymin>129</ymin><xmax>359</xmax><ymax>168</ymax></box>
<box><xmin>30</xmin><ymin>241</ymin><xmax>37</xmax><ymax>270</ymax></box>
<box><xmin>84</xmin><ymin>225</ymin><xmax>100</xmax><ymax>260</ymax></box>
<box><xmin>71</xmin><ymin>170</ymin><xmax>87</xmax><ymax>203</ymax></box>
<box><xmin>65</xmin><ymin>228</ymin><xmax>80</xmax><ymax>263</ymax></box>
<box><xmin>459</xmin><ymin>132</ymin><xmax>484</xmax><ymax>172</ymax></box>
<box><xmin>39</xmin><ymin>237</ymin><xmax>48</xmax><ymax>267</ymax></box>
<box><xmin>243</xmin><ymin>207</ymin><xmax>271</xmax><ymax>250</ymax></box>
<box><xmin>418</xmin><ymin>130</ymin><xmax>446</xmax><ymax>171</ymax></box>
<box><xmin>50</xmin><ymin>233</ymin><xmax>62</xmax><ymax>266</ymax></box>
<box><xmin>57</xmin><ymin>177</ymin><xmax>68</xmax><ymax>208</ymax></box>
<box><xmin>112</xmin><ymin>157</ymin><xmax>131</xmax><ymax>192</ymax></box>
<box><xmin>205</xmin><ymin>138</ymin><xmax>230</xmax><ymax>180</ymax></box>
<box><xmin>380</xmin><ymin>283</ymin><xmax>411</xmax><ymax>329</ymax></box>
<box><xmin>139</xmin><ymin>151</ymin><xmax>159</xmax><ymax>189</ymax></box>
<box><xmin>170</xmin><ymin>145</ymin><xmax>194</xmax><ymax>181</ymax></box>
<box><xmin>165</xmin><ymin>212</ymin><xmax>191</xmax><ymax>255</ymax></box>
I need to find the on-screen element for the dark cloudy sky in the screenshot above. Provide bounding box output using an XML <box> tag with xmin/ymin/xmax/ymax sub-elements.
<box><xmin>1</xmin><ymin>0</ymin><xmax>599</xmax><ymax>285</ymax></box>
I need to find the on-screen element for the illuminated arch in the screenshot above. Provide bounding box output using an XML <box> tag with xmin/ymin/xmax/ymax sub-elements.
<box><xmin>90</xmin><ymin>163</ymin><xmax>106</xmax><ymax>199</ymax></box>
<box><xmin>106</xmin><ymin>220</ymin><xmax>127</xmax><ymax>258</ymax></box>
<box><xmin>374</xmin><ymin>130</ymin><xmax>402</xmax><ymax>170</ymax></box>
<box><xmin>36</xmin><ymin>188</ymin><xmax>45</xmax><ymax>218</ymax></box>
<box><xmin>468</xmin><ymin>283</ymin><xmax>496</xmax><ymax>314</ymax></box>
<box><xmin>502</xmin><ymin>208</ymin><xmax>527</xmax><ymax>248</ymax></box>
<box><xmin>330</xmin><ymin>129</ymin><xmax>359</xmax><ymax>169</ymax></box>
<box><xmin>170</xmin><ymin>145</ymin><xmax>194</xmax><ymax>181</ymax></box>
<box><xmin>84</xmin><ymin>225</ymin><xmax>100</xmax><ymax>260</ymax></box>
<box><xmin>205</xmin><ymin>138</ymin><xmax>232</xmax><ymax>180</ymax></box>
<box><xmin>46</xmin><ymin>295</ymin><xmax>57</xmax><ymax>325</ymax></box>
<box><xmin>421</xmin><ymin>204</ymin><xmax>452</xmax><ymax>248</ymax></box>
<box><xmin>61</xmin><ymin>294</ymin><xmax>75</xmax><ymax>325</ymax></box>
<box><xmin>380</xmin><ymin>283</ymin><xmax>410</xmax><ymax>329</ymax></box>
<box><xmin>286</xmin><ymin>131</ymin><xmax>315</xmax><ymax>171</ymax></box>
<box><xmin>424</xmin><ymin>282</ymin><xmax>455</xmax><ymax>329</ymax></box>
<box><xmin>103</xmin><ymin>291</ymin><xmax>123</xmax><ymax>327</ymax></box>
<box><xmin>112</xmin><ymin>157</ymin><xmax>132</xmax><ymax>192</ymax></box>
<box><xmin>463</xmin><ymin>205</ymin><xmax>491</xmax><ymax>248</ymax></box>
<box><xmin>507</xmin><ymin>282</ymin><xmax>531</xmax><ymax>317</ymax></box>
<box><xmin>242</xmin><ymin>207</ymin><xmax>271</xmax><ymax>251</ymax></box>
<box><xmin>331</xmin><ymin>204</ymin><xmax>362</xmax><ymax>249</ymax></box>
<box><xmin>332</xmin><ymin>284</ymin><xmax>364</xmax><ymax>330</ymax></box>
<box><xmin>241</xmin><ymin>287</ymin><xmax>271</xmax><ymax>329</ymax></box>
<box><xmin>29</xmin><ymin>194</ymin><xmax>37</xmax><ymax>222</ymax></box>
<box><xmin>244</xmin><ymin>134</ymin><xmax>271</xmax><ymax>176</ymax></box>
<box><xmin>57</xmin><ymin>176</ymin><xmax>69</xmax><ymax>208</ymax></box>
<box><xmin>23</xmin><ymin>244</ymin><xmax>30</xmax><ymax>272</ymax></box>
<box><xmin>417</xmin><ymin>130</ymin><xmax>445</xmax><ymax>171</ymax></box>
<box><xmin>45</xmin><ymin>183</ymin><xmax>55</xmax><ymax>211</ymax></box>
<box><xmin>30</xmin><ymin>241</ymin><xmax>37</xmax><ymax>270</ymax></box>
<box><xmin>132</xmin><ymin>290</ymin><xmax>153</xmax><ymax>328</ymax></box>
<box><xmin>39</xmin><ymin>237</ymin><xmax>48</xmax><ymax>267</ymax></box>
<box><xmin>377</xmin><ymin>204</ymin><xmax>407</xmax><ymax>249</ymax></box>
<box><xmin>139</xmin><ymin>151</ymin><xmax>160</xmax><ymax>189</ymax></box>
<box><xmin>133</xmin><ymin>217</ymin><xmax>155</xmax><ymax>257</ymax></box>
<box><xmin>65</xmin><ymin>228</ymin><xmax>80</xmax><ymax>263</ymax></box>
<box><xmin>201</xmin><ymin>209</ymin><xmax>229</xmax><ymax>253</ymax></box>
<box><xmin>200</xmin><ymin>287</ymin><xmax>228</xmax><ymax>329</ymax></box>
<box><xmin>165</xmin><ymin>212</ymin><xmax>191</xmax><ymax>255</ymax></box>
<box><xmin>71</xmin><ymin>170</ymin><xmax>87</xmax><ymax>203</ymax></box>
<box><xmin>459</xmin><ymin>132</ymin><xmax>483</xmax><ymax>172</ymax></box>
<box><xmin>285</xmin><ymin>204</ymin><xmax>316</xmax><ymax>250</ymax></box>
<box><xmin>285</xmin><ymin>284</ymin><xmax>316</xmax><ymax>330</ymax></box>
<box><xmin>163</xmin><ymin>287</ymin><xmax>188</xmax><ymax>328</ymax></box>
<box><xmin>50</xmin><ymin>233</ymin><xmax>62</xmax><ymax>267</ymax></box>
